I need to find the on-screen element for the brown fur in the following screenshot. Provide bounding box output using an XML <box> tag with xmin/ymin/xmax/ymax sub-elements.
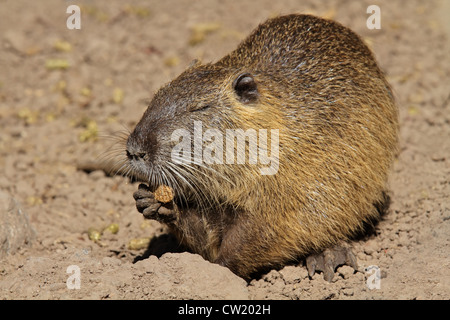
<box><xmin>125</xmin><ymin>14</ymin><xmax>398</xmax><ymax>279</ymax></box>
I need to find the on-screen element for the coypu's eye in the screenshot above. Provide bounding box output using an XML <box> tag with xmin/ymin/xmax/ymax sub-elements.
<box><xmin>233</xmin><ymin>73</ymin><xmax>258</xmax><ymax>104</ymax></box>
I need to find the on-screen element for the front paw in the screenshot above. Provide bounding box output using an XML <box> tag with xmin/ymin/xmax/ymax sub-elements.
<box><xmin>133</xmin><ymin>184</ymin><xmax>177</xmax><ymax>223</ymax></box>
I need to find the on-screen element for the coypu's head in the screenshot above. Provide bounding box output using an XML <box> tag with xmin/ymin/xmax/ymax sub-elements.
<box><xmin>126</xmin><ymin>61</ymin><xmax>280</xmax><ymax>205</ymax></box>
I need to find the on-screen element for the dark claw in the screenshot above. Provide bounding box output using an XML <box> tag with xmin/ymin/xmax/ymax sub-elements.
<box><xmin>306</xmin><ymin>245</ymin><xmax>358</xmax><ymax>282</ymax></box>
<box><xmin>142</xmin><ymin>203</ymin><xmax>162</xmax><ymax>219</ymax></box>
<box><xmin>153</xmin><ymin>205</ymin><xmax>177</xmax><ymax>223</ymax></box>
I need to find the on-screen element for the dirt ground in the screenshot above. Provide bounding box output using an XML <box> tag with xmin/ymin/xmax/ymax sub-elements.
<box><xmin>0</xmin><ymin>0</ymin><xmax>449</xmax><ymax>300</ymax></box>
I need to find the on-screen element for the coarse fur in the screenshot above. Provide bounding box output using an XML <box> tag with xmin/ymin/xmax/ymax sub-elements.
<box><xmin>125</xmin><ymin>14</ymin><xmax>398</xmax><ymax>279</ymax></box>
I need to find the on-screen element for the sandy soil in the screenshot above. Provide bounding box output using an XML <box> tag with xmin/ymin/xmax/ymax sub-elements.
<box><xmin>0</xmin><ymin>0</ymin><xmax>449</xmax><ymax>300</ymax></box>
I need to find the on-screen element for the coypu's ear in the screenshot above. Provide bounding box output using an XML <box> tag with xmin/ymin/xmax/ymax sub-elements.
<box><xmin>233</xmin><ymin>73</ymin><xmax>258</xmax><ymax>104</ymax></box>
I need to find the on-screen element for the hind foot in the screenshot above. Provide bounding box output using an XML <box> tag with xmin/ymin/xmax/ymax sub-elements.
<box><xmin>133</xmin><ymin>184</ymin><xmax>178</xmax><ymax>223</ymax></box>
<box><xmin>306</xmin><ymin>245</ymin><xmax>358</xmax><ymax>282</ymax></box>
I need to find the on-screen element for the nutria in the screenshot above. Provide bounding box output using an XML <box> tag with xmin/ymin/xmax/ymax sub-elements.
<box><xmin>125</xmin><ymin>14</ymin><xmax>398</xmax><ymax>280</ymax></box>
